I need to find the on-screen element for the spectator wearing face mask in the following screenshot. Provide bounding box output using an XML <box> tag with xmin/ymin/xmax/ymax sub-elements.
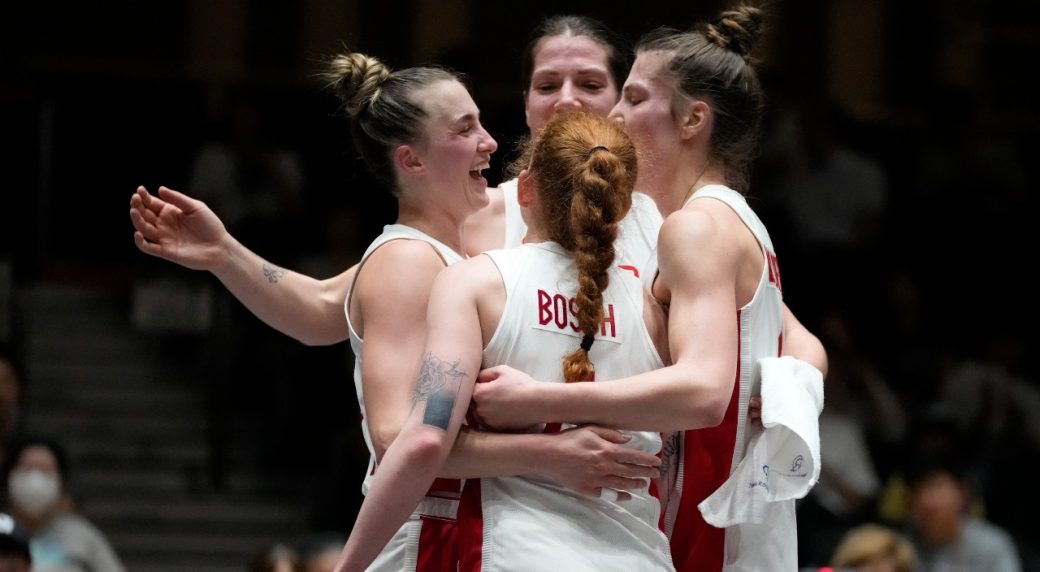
<box><xmin>3</xmin><ymin>436</ymin><xmax>124</xmax><ymax>572</ymax></box>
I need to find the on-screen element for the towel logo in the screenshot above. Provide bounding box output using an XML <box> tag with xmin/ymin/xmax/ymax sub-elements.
<box><xmin>773</xmin><ymin>454</ymin><xmax>809</xmax><ymax>479</ymax></box>
<box><xmin>749</xmin><ymin>464</ymin><xmax>770</xmax><ymax>492</ymax></box>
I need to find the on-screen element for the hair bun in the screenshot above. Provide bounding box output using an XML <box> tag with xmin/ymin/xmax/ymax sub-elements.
<box><xmin>705</xmin><ymin>5</ymin><xmax>764</xmax><ymax>60</ymax></box>
<box><xmin>324</xmin><ymin>52</ymin><xmax>391</xmax><ymax>117</ymax></box>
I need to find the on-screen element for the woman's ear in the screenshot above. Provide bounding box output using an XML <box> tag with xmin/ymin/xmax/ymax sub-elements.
<box><xmin>678</xmin><ymin>99</ymin><xmax>711</xmax><ymax>141</ymax></box>
<box><xmin>517</xmin><ymin>169</ymin><xmax>535</xmax><ymax>208</ymax></box>
<box><xmin>394</xmin><ymin>144</ymin><xmax>425</xmax><ymax>175</ymax></box>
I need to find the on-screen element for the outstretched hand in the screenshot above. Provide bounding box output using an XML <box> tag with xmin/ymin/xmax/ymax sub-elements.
<box><xmin>129</xmin><ymin>186</ymin><xmax>230</xmax><ymax>271</ymax></box>
<box><xmin>543</xmin><ymin>425</ymin><xmax>661</xmax><ymax>501</ymax></box>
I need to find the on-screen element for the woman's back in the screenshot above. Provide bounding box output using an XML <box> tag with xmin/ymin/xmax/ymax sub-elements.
<box><xmin>458</xmin><ymin>241</ymin><xmax>672</xmax><ymax>572</ymax></box>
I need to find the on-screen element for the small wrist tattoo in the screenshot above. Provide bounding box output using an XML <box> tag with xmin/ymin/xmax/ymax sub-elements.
<box><xmin>263</xmin><ymin>263</ymin><xmax>287</xmax><ymax>284</ymax></box>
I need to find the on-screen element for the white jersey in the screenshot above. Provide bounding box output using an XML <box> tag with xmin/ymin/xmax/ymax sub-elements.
<box><xmin>457</xmin><ymin>242</ymin><xmax>673</xmax><ymax>572</ymax></box>
<box><xmin>347</xmin><ymin>224</ymin><xmax>464</xmax><ymax>572</ymax></box>
<box><xmin>663</xmin><ymin>185</ymin><xmax>789</xmax><ymax>572</ymax></box>
<box><xmin>499</xmin><ymin>179</ymin><xmax>528</xmax><ymax>251</ymax></box>
<box><xmin>500</xmin><ymin>177</ymin><xmax>662</xmax><ymax>289</ymax></box>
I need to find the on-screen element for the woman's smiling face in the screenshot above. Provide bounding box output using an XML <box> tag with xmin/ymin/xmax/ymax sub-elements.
<box><xmin>411</xmin><ymin>79</ymin><xmax>498</xmax><ymax>213</ymax></box>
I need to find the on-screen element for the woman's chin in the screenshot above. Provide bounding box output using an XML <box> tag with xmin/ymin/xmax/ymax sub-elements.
<box><xmin>469</xmin><ymin>185</ymin><xmax>491</xmax><ymax>210</ymax></box>
<box><xmin>463</xmin><ymin>185</ymin><xmax>489</xmax><ymax>214</ymax></box>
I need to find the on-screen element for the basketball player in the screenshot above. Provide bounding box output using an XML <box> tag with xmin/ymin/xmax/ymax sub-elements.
<box><xmin>138</xmin><ymin>51</ymin><xmax>491</xmax><ymax>571</ymax></box>
<box><xmin>335</xmin><ymin>111</ymin><xmax>673</xmax><ymax>572</ymax></box>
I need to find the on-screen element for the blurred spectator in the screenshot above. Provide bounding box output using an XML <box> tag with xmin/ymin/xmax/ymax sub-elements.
<box><xmin>0</xmin><ymin>512</ymin><xmax>31</xmax><ymax>572</ymax></box>
<box><xmin>3</xmin><ymin>437</ymin><xmax>125</xmax><ymax>572</ymax></box>
<box><xmin>298</xmin><ymin>535</ymin><xmax>343</xmax><ymax>572</ymax></box>
<box><xmin>818</xmin><ymin>310</ymin><xmax>908</xmax><ymax>469</ymax></box>
<box><xmin>867</xmin><ymin>269</ymin><xmax>945</xmax><ymax>414</ymax></box>
<box><xmin>753</xmin><ymin>94</ymin><xmax>890</xmax><ymax>328</ymax></box>
<box><xmin>187</xmin><ymin>88</ymin><xmax>306</xmax><ymax>263</ymax></box>
<box><xmin>249</xmin><ymin>541</ymin><xmax>300</xmax><ymax>572</ymax></box>
<box><xmin>936</xmin><ymin>329</ymin><xmax>1040</xmax><ymax>462</ymax></box>
<box><xmin>830</xmin><ymin>523</ymin><xmax>918</xmax><ymax>572</ymax></box>
<box><xmin>933</xmin><ymin>327</ymin><xmax>1040</xmax><ymax>567</ymax></box>
<box><xmin>904</xmin><ymin>453</ymin><xmax>1021</xmax><ymax>572</ymax></box>
<box><xmin>772</xmin><ymin>99</ymin><xmax>888</xmax><ymax>252</ymax></box>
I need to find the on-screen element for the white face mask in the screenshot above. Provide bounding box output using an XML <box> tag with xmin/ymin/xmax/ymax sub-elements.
<box><xmin>8</xmin><ymin>468</ymin><xmax>61</xmax><ymax>517</ymax></box>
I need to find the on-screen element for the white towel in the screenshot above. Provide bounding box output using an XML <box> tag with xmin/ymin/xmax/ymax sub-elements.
<box><xmin>698</xmin><ymin>356</ymin><xmax>824</xmax><ymax>527</ymax></box>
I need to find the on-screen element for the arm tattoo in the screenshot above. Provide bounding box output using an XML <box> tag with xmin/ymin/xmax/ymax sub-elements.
<box><xmin>262</xmin><ymin>263</ymin><xmax>287</xmax><ymax>284</ymax></box>
<box><xmin>659</xmin><ymin>432</ymin><xmax>681</xmax><ymax>478</ymax></box>
<box><xmin>412</xmin><ymin>352</ymin><xmax>468</xmax><ymax>430</ymax></box>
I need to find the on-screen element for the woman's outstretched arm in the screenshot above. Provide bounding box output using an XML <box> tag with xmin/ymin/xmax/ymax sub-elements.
<box><xmin>130</xmin><ymin>185</ymin><xmax>354</xmax><ymax>345</ymax></box>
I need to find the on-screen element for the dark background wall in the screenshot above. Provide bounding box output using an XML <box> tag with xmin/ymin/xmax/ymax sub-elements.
<box><xmin>3</xmin><ymin>0</ymin><xmax>1037</xmax><ymax>282</ymax></box>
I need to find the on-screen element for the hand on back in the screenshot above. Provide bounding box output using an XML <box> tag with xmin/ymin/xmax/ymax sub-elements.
<box><xmin>543</xmin><ymin>425</ymin><xmax>661</xmax><ymax>500</ymax></box>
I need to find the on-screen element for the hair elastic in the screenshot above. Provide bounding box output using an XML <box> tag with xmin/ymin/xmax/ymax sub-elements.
<box><xmin>580</xmin><ymin>334</ymin><xmax>595</xmax><ymax>352</ymax></box>
<box><xmin>587</xmin><ymin>145</ymin><xmax>609</xmax><ymax>159</ymax></box>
